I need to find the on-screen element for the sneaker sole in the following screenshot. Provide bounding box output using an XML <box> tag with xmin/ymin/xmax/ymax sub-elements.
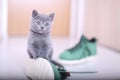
<box><xmin>57</xmin><ymin>55</ymin><xmax>96</xmax><ymax>65</ymax></box>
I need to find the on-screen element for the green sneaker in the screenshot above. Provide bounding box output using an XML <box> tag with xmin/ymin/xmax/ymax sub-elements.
<box><xmin>59</xmin><ymin>35</ymin><xmax>97</xmax><ymax>65</ymax></box>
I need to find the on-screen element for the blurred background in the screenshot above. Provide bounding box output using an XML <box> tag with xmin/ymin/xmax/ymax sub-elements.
<box><xmin>0</xmin><ymin>0</ymin><xmax>120</xmax><ymax>79</ymax></box>
<box><xmin>0</xmin><ymin>0</ymin><xmax>120</xmax><ymax>50</ymax></box>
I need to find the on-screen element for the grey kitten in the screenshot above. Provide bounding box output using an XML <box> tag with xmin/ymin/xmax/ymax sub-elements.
<box><xmin>27</xmin><ymin>10</ymin><xmax>63</xmax><ymax>68</ymax></box>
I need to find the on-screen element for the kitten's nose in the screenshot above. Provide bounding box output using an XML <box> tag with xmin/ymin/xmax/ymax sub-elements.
<box><xmin>41</xmin><ymin>27</ymin><xmax>44</xmax><ymax>29</ymax></box>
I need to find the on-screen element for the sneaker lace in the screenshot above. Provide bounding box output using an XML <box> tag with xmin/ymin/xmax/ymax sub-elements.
<box><xmin>69</xmin><ymin>42</ymin><xmax>82</xmax><ymax>54</ymax></box>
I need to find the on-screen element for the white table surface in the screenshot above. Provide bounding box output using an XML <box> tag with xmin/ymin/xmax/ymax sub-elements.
<box><xmin>0</xmin><ymin>37</ymin><xmax>120</xmax><ymax>80</ymax></box>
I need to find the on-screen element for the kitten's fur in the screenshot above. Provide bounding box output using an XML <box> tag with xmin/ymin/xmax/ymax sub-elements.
<box><xmin>28</xmin><ymin>10</ymin><xmax>63</xmax><ymax>68</ymax></box>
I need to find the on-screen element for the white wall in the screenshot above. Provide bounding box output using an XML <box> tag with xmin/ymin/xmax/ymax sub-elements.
<box><xmin>0</xmin><ymin>0</ymin><xmax>2</xmax><ymax>39</ymax></box>
<box><xmin>69</xmin><ymin>0</ymin><xmax>85</xmax><ymax>47</ymax></box>
<box><xmin>0</xmin><ymin>0</ymin><xmax>8</xmax><ymax>40</ymax></box>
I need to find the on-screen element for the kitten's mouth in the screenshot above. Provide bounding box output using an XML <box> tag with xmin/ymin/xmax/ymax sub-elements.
<box><xmin>39</xmin><ymin>30</ymin><xmax>44</xmax><ymax>33</ymax></box>
<box><xmin>31</xmin><ymin>29</ymin><xmax>44</xmax><ymax>34</ymax></box>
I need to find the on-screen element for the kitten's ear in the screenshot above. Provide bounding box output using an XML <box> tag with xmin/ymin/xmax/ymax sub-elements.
<box><xmin>32</xmin><ymin>10</ymin><xmax>38</xmax><ymax>18</ymax></box>
<box><xmin>49</xmin><ymin>13</ymin><xmax>54</xmax><ymax>21</ymax></box>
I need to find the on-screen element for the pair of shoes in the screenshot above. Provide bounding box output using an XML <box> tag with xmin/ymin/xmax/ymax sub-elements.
<box><xmin>25</xmin><ymin>58</ymin><xmax>70</xmax><ymax>80</ymax></box>
<box><xmin>59</xmin><ymin>35</ymin><xmax>97</xmax><ymax>65</ymax></box>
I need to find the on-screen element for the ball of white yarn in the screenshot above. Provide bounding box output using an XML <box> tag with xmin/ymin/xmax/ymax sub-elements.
<box><xmin>25</xmin><ymin>58</ymin><xmax>54</xmax><ymax>80</ymax></box>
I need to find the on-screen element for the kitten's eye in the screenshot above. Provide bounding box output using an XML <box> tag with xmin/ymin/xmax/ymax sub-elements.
<box><xmin>45</xmin><ymin>23</ymin><xmax>49</xmax><ymax>26</ymax></box>
<box><xmin>36</xmin><ymin>21</ymin><xmax>41</xmax><ymax>25</ymax></box>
